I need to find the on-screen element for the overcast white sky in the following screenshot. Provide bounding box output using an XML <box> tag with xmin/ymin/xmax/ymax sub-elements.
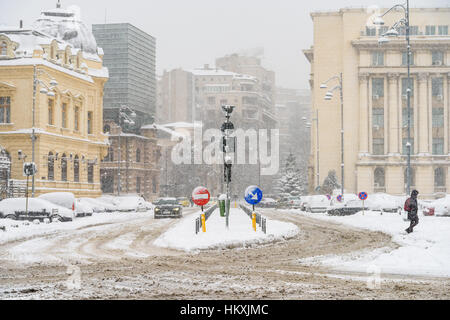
<box><xmin>1</xmin><ymin>0</ymin><xmax>448</xmax><ymax>89</ymax></box>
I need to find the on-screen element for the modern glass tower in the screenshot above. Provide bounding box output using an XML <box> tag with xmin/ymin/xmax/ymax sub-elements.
<box><xmin>92</xmin><ymin>23</ymin><xmax>156</xmax><ymax>129</ymax></box>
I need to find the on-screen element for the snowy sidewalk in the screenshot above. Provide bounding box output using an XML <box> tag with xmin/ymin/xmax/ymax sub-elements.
<box><xmin>292</xmin><ymin>210</ymin><xmax>450</xmax><ymax>278</ymax></box>
<box><xmin>153</xmin><ymin>208</ymin><xmax>299</xmax><ymax>252</ymax></box>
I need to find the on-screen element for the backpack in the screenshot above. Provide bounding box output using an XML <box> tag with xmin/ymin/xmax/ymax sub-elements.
<box><xmin>404</xmin><ymin>198</ymin><xmax>411</xmax><ymax>212</ymax></box>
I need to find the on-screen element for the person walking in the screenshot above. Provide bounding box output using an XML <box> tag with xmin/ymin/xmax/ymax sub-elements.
<box><xmin>404</xmin><ymin>189</ymin><xmax>419</xmax><ymax>233</ymax></box>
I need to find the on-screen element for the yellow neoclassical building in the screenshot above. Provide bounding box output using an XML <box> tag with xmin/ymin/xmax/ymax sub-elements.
<box><xmin>0</xmin><ymin>6</ymin><xmax>109</xmax><ymax>197</ymax></box>
<box><xmin>304</xmin><ymin>7</ymin><xmax>450</xmax><ymax>198</ymax></box>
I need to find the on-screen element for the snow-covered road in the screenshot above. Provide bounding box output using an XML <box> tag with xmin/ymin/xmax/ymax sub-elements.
<box><xmin>0</xmin><ymin>208</ymin><xmax>449</xmax><ymax>299</ymax></box>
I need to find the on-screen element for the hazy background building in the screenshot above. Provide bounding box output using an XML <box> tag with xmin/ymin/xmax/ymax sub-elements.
<box><xmin>92</xmin><ymin>23</ymin><xmax>156</xmax><ymax>130</ymax></box>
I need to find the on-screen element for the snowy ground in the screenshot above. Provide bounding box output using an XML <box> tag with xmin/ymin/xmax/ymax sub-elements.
<box><xmin>281</xmin><ymin>209</ymin><xmax>450</xmax><ymax>278</ymax></box>
<box><xmin>153</xmin><ymin>208</ymin><xmax>299</xmax><ymax>252</ymax></box>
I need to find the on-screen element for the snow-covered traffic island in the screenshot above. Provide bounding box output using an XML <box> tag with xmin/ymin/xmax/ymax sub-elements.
<box><xmin>292</xmin><ymin>210</ymin><xmax>450</xmax><ymax>278</ymax></box>
<box><xmin>154</xmin><ymin>208</ymin><xmax>299</xmax><ymax>252</ymax></box>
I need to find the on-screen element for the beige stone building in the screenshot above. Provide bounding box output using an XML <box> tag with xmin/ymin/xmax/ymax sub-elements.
<box><xmin>0</xmin><ymin>4</ymin><xmax>109</xmax><ymax>198</ymax></box>
<box><xmin>304</xmin><ymin>7</ymin><xmax>450</xmax><ymax>197</ymax></box>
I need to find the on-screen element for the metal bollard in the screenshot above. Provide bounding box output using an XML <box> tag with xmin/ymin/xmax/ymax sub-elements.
<box><xmin>252</xmin><ymin>212</ymin><xmax>256</xmax><ymax>231</ymax></box>
<box><xmin>201</xmin><ymin>213</ymin><xmax>206</xmax><ymax>232</ymax></box>
<box><xmin>195</xmin><ymin>217</ymin><xmax>200</xmax><ymax>234</ymax></box>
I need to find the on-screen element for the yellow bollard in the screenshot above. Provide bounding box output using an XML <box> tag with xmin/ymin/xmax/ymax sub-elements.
<box><xmin>235</xmin><ymin>201</ymin><xmax>237</xmax><ymax>208</ymax></box>
<box><xmin>252</xmin><ymin>213</ymin><xmax>256</xmax><ymax>232</ymax></box>
<box><xmin>201</xmin><ymin>213</ymin><xmax>206</xmax><ymax>232</ymax></box>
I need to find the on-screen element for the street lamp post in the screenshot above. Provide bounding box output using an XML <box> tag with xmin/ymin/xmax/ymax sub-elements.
<box><xmin>374</xmin><ymin>0</ymin><xmax>412</xmax><ymax>195</ymax></box>
<box><xmin>302</xmin><ymin>108</ymin><xmax>319</xmax><ymax>190</ymax></box>
<box><xmin>32</xmin><ymin>65</ymin><xmax>58</xmax><ymax>197</ymax></box>
<box><xmin>116</xmin><ymin>105</ymin><xmax>136</xmax><ymax>196</ymax></box>
<box><xmin>221</xmin><ymin>105</ymin><xmax>235</xmax><ymax>228</ymax></box>
<box><xmin>320</xmin><ymin>73</ymin><xmax>344</xmax><ymax>196</ymax></box>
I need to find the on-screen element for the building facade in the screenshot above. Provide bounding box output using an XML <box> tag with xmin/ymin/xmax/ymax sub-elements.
<box><xmin>0</xmin><ymin>3</ymin><xmax>109</xmax><ymax>198</ymax></box>
<box><xmin>100</xmin><ymin>121</ymin><xmax>160</xmax><ymax>201</ymax></box>
<box><xmin>304</xmin><ymin>7</ymin><xmax>450</xmax><ymax>197</ymax></box>
<box><xmin>92</xmin><ymin>23</ymin><xmax>156</xmax><ymax>128</ymax></box>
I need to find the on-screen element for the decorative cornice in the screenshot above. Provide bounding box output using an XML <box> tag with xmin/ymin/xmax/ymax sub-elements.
<box><xmin>352</xmin><ymin>38</ymin><xmax>450</xmax><ymax>51</ymax></box>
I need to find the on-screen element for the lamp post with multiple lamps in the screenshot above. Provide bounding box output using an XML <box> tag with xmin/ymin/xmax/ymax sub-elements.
<box><xmin>302</xmin><ymin>109</ymin><xmax>319</xmax><ymax>191</ymax></box>
<box><xmin>374</xmin><ymin>0</ymin><xmax>412</xmax><ymax>195</ymax></box>
<box><xmin>32</xmin><ymin>66</ymin><xmax>58</xmax><ymax>197</ymax></box>
<box><xmin>116</xmin><ymin>105</ymin><xmax>136</xmax><ymax>196</ymax></box>
<box><xmin>320</xmin><ymin>73</ymin><xmax>344</xmax><ymax>196</ymax></box>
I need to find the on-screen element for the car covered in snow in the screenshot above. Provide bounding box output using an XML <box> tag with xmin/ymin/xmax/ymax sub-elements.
<box><xmin>153</xmin><ymin>197</ymin><xmax>182</xmax><ymax>219</ymax></box>
<box><xmin>327</xmin><ymin>199</ymin><xmax>368</xmax><ymax>216</ymax></box>
<box><xmin>75</xmin><ymin>199</ymin><xmax>94</xmax><ymax>216</ymax></box>
<box><xmin>428</xmin><ymin>195</ymin><xmax>450</xmax><ymax>217</ymax></box>
<box><xmin>0</xmin><ymin>198</ymin><xmax>74</xmax><ymax>222</ymax></box>
<box><xmin>304</xmin><ymin>195</ymin><xmax>330</xmax><ymax>213</ymax></box>
<box><xmin>365</xmin><ymin>193</ymin><xmax>403</xmax><ymax>213</ymax></box>
<box><xmin>259</xmin><ymin>197</ymin><xmax>277</xmax><ymax>208</ymax></box>
<box><xmin>98</xmin><ymin>195</ymin><xmax>147</xmax><ymax>212</ymax></box>
<box><xmin>38</xmin><ymin>192</ymin><xmax>90</xmax><ymax>217</ymax></box>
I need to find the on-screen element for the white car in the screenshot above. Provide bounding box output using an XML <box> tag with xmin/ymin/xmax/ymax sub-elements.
<box><xmin>0</xmin><ymin>198</ymin><xmax>74</xmax><ymax>222</ymax></box>
<box><xmin>38</xmin><ymin>192</ymin><xmax>88</xmax><ymax>217</ymax></box>
<box><xmin>99</xmin><ymin>195</ymin><xmax>147</xmax><ymax>212</ymax></box>
<box><xmin>305</xmin><ymin>195</ymin><xmax>330</xmax><ymax>213</ymax></box>
<box><xmin>75</xmin><ymin>199</ymin><xmax>94</xmax><ymax>216</ymax></box>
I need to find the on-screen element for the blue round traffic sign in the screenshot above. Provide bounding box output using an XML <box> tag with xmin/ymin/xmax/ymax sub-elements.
<box><xmin>358</xmin><ymin>192</ymin><xmax>368</xmax><ymax>200</ymax></box>
<box><xmin>244</xmin><ymin>185</ymin><xmax>263</xmax><ymax>205</ymax></box>
<box><xmin>337</xmin><ymin>194</ymin><xmax>343</xmax><ymax>202</ymax></box>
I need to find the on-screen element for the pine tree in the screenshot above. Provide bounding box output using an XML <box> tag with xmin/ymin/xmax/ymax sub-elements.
<box><xmin>275</xmin><ymin>152</ymin><xmax>305</xmax><ymax>196</ymax></box>
<box><xmin>320</xmin><ymin>170</ymin><xmax>341</xmax><ymax>195</ymax></box>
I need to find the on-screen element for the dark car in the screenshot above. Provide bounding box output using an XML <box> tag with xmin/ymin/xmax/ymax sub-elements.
<box><xmin>154</xmin><ymin>197</ymin><xmax>183</xmax><ymax>219</ymax></box>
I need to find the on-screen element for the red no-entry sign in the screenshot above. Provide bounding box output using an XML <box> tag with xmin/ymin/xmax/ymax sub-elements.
<box><xmin>192</xmin><ymin>186</ymin><xmax>210</xmax><ymax>206</ymax></box>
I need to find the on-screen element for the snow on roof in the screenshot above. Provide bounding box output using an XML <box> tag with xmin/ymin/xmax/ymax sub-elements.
<box><xmin>189</xmin><ymin>67</ymin><xmax>257</xmax><ymax>81</ymax></box>
<box><xmin>0</xmin><ymin>58</ymin><xmax>94</xmax><ymax>83</ymax></box>
<box><xmin>34</xmin><ymin>4</ymin><xmax>98</xmax><ymax>53</ymax></box>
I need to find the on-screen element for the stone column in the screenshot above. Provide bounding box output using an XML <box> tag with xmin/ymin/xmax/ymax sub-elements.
<box><xmin>418</xmin><ymin>72</ymin><xmax>429</xmax><ymax>154</ymax></box>
<box><xmin>359</xmin><ymin>73</ymin><xmax>369</xmax><ymax>154</ymax></box>
<box><xmin>388</xmin><ymin>73</ymin><xmax>399</xmax><ymax>154</ymax></box>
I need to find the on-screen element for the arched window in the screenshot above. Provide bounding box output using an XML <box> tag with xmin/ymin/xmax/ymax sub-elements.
<box><xmin>61</xmin><ymin>153</ymin><xmax>67</xmax><ymax>181</ymax></box>
<box><xmin>434</xmin><ymin>167</ymin><xmax>445</xmax><ymax>187</ymax></box>
<box><xmin>88</xmin><ymin>164</ymin><xmax>94</xmax><ymax>183</ymax></box>
<box><xmin>374</xmin><ymin>167</ymin><xmax>385</xmax><ymax>188</ymax></box>
<box><xmin>0</xmin><ymin>42</ymin><xmax>6</xmax><ymax>56</ymax></box>
<box><xmin>48</xmin><ymin>152</ymin><xmax>54</xmax><ymax>181</ymax></box>
<box><xmin>74</xmin><ymin>155</ymin><xmax>79</xmax><ymax>182</ymax></box>
<box><xmin>136</xmin><ymin>148</ymin><xmax>141</xmax><ymax>163</ymax></box>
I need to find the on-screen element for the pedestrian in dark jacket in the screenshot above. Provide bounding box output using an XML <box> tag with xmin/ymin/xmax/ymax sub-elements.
<box><xmin>404</xmin><ymin>189</ymin><xmax>419</xmax><ymax>233</ymax></box>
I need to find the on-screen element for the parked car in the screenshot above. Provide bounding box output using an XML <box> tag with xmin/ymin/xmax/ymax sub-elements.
<box><xmin>259</xmin><ymin>197</ymin><xmax>277</xmax><ymax>208</ymax></box>
<box><xmin>365</xmin><ymin>193</ymin><xmax>403</xmax><ymax>213</ymax></box>
<box><xmin>305</xmin><ymin>195</ymin><xmax>330</xmax><ymax>213</ymax></box>
<box><xmin>99</xmin><ymin>195</ymin><xmax>147</xmax><ymax>212</ymax></box>
<box><xmin>177</xmin><ymin>197</ymin><xmax>190</xmax><ymax>207</ymax></box>
<box><xmin>327</xmin><ymin>199</ymin><xmax>368</xmax><ymax>216</ymax></box>
<box><xmin>38</xmin><ymin>192</ymin><xmax>88</xmax><ymax>217</ymax></box>
<box><xmin>75</xmin><ymin>199</ymin><xmax>94</xmax><ymax>216</ymax></box>
<box><xmin>0</xmin><ymin>198</ymin><xmax>74</xmax><ymax>222</ymax></box>
<box><xmin>300</xmin><ymin>196</ymin><xmax>311</xmax><ymax>211</ymax></box>
<box><xmin>154</xmin><ymin>197</ymin><xmax>183</xmax><ymax>219</ymax></box>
